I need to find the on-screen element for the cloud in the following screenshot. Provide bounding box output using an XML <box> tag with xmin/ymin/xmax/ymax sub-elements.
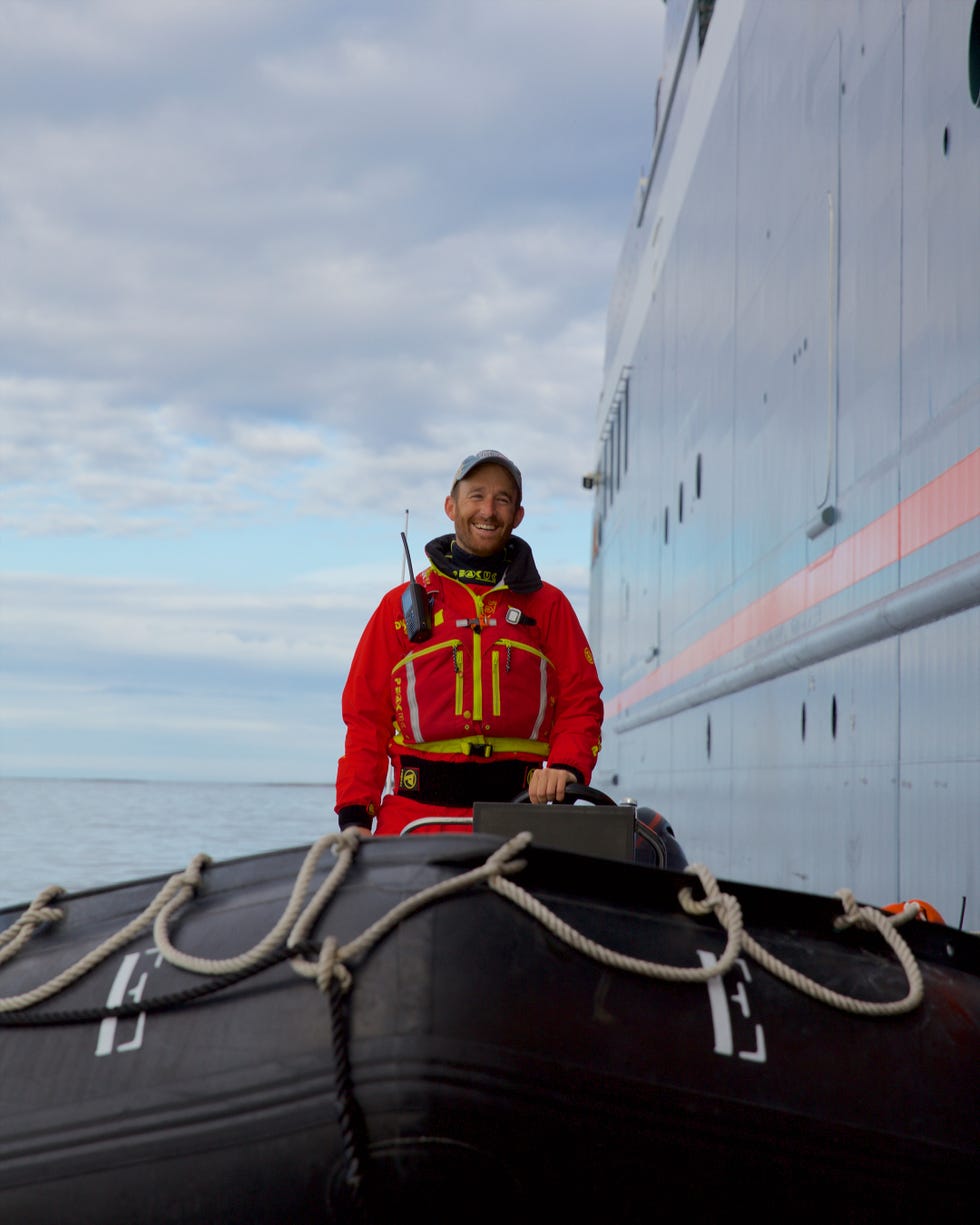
<box><xmin>0</xmin><ymin>0</ymin><xmax>662</xmax><ymax>781</ymax></box>
<box><xmin>2</xmin><ymin>571</ymin><xmax>364</xmax><ymax>676</ymax></box>
<box><xmin>0</xmin><ymin>569</ymin><xmax>362</xmax><ymax>781</ymax></box>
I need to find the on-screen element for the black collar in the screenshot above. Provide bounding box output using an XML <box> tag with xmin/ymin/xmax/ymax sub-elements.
<box><xmin>424</xmin><ymin>533</ymin><xmax>543</xmax><ymax>593</ymax></box>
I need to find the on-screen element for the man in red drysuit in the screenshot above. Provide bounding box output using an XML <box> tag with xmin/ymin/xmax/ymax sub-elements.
<box><xmin>335</xmin><ymin>449</ymin><xmax>603</xmax><ymax>836</ymax></box>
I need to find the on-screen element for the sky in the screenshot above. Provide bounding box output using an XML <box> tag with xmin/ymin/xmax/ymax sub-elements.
<box><xmin>0</xmin><ymin>0</ymin><xmax>664</xmax><ymax>785</ymax></box>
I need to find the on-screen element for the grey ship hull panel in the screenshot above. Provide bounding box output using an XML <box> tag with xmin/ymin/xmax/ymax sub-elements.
<box><xmin>590</xmin><ymin>0</ymin><xmax>980</xmax><ymax>928</ymax></box>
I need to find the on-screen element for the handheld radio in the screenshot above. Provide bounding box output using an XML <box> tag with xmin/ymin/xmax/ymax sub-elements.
<box><xmin>400</xmin><ymin>532</ymin><xmax>432</xmax><ymax>643</ymax></box>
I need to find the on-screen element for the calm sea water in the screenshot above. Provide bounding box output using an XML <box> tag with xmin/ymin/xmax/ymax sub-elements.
<box><xmin>0</xmin><ymin>778</ymin><xmax>338</xmax><ymax>910</ymax></box>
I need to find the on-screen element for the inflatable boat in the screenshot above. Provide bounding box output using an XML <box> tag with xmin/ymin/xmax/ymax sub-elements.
<box><xmin>1</xmin><ymin>801</ymin><xmax>978</xmax><ymax>1223</ymax></box>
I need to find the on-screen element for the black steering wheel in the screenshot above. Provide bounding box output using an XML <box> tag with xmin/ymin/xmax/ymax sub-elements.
<box><xmin>510</xmin><ymin>782</ymin><xmax>618</xmax><ymax>806</ymax></box>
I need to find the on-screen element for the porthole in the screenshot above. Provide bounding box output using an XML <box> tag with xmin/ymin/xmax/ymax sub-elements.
<box><xmin>970</xmin><ymin>1</ymin><xmax>980</xmax><ymax>106</ymax></box>
<box><xmin>943</xmin><ymin>125</ymin><xmax>950</xmax><ymax>156</ymax></box>
<box><xmin>801</xmin><ymin>701</ymin><xmax>807</xmax><ymax>741</ymax></box>
<box><xmin>831</xmin><ymin>695</ymin><xmax>838</xmax><ymax>739</ymax></box>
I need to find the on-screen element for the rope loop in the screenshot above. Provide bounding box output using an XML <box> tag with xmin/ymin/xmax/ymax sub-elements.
<box><xmin>834</xmin><ymin>891</ymin><xmax>925</xmax><ymax>931</ymax></box>
<box><xmin>290</xmin><ymin>832</ymin><xmax>531</xmax><ymax>995</ymax></box>
<box><xmin>0</xmin><ymin>886</ymin><xmax>68</xmax><ymax>966</ymax></box>
<box><xmin>155</xmin><ymin>832</ymin><xmax>360</xmax><ymax>978</ymax></box>
<box><xmin>737</xmin><ymin>887</ymin><xmax>925</xmax><ymax>1015</ymax></box>
<box><xmin>884</xmin><ymin>901</ymin><xmax>922</xmax><ymax>926</ymax></box>
<box><xmin>180</xmin><ymin>853</ymin><xmax>213</xmax><ymax>890</ymax></box>
<box><xmin>0</xmin><ymin>831</ymin><xmax>926</xmax><ymax>1020</ymax></box>
<box><xmin>0</xmin><ymin>854</ymin><xmax>216</xmax><ymax>1013</ymax></box>
<box><xmin>324</xmin><ymin>832</ymin><xmax>532</xmax><ymax>977</ymax></box>
<box><xmin>832</xmin><ymin>888</ymin><xmax>867</xmax><ymax>931</ymax></box>
<box><xmin>678</xmin><ymin>863</ymin><xmax>727</xmax><ymax>915</ymax></box>
<box><xmin>484</xmin><ymin>830</ymin><xmax>532</xmax><ymax>871</ymax></box>
<box><xmin>490</xmin><ymin>858</ymin><xmax>745</xmax><ymax>984</ymax></box>
<box><xmin>315</xmin><ymin>936</ymin><xmax>353</xmax><ymax>996</ymax></box>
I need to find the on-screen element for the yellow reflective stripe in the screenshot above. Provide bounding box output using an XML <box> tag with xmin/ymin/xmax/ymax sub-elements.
<box><xmin>392</xmin><ymin>734</ymin><xmax>548</xmax><ymax>757</ymax></box>
<box><xmin>471</xmin><ymin>593</ymin><xmax>484</xmax><ymax>720</ymax></box>
<box><xmin>494</xmin><ymin>638</ymin><xmax>550</xmax><ymax>735</ymax></box>
<box><xmin>530</xmin><ymin>654</ymin><xmax>548</xmax><ymax>740</ymax></box>
<box><xmin>492</xmin><ymin>650</ymin><xmax>500</xmax><ymax>716</ymax></box>
<box><xmin>390</xmin><ymin>639</ymin><xmax>464</xmax><ymax>742</ymax></box>
<box><xmin>394</xmin><ymin>637</ymin><xmax>463</xmax><ymax>665</ymax></box>
<box><xmin>496</xmin><ymin>638</ymin><xmax>551</xmax><ymax>665</ymax></box>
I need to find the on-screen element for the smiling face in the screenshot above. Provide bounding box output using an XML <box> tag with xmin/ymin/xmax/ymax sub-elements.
<box><xmin>445</xmin><ymin>462</ymin><xmax>524</xmax><ymax>556</ymax></box>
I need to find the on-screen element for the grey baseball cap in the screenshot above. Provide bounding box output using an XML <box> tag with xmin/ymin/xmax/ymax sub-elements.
<box><xmin>451</xmin><ymin>449</ymin><xmax>522</xmax><ymax>497</ymax></box>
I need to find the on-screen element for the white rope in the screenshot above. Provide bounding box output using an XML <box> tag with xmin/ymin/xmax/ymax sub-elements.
<box><xmin>152</xmin><ymin>830</ymin><xmax>360</xmax><ymax>976</ymax></box>
<box><xmin>0</xmin><ymin>836</ymin><xmax>926</xmax><ymax>1018</ymax></box>
<box><xmin>0</xmin><ymin>886</ymin><xmax>66</xmax><ymax>967</ymax></box>
<box><xmin>289</xmin><ymin>833</ymin><xmax>533</xmax><ymax>991</ymax></box>
<box><xmin>881</xmin><ymin>900</ymin><xmax>923</xmax><ymax>926</ymax></box>
<box><xmin>486</xmin><ymin>864</ymin><xmax>924</xmax><ymax>1014</ymax></box>
<box><xmin>488</xmin><ymin>862</ymin><xmax>746</xmax><ymax>982</ymax></box>
<box><xmin>0</xmin><ymin>857</ymin><xmax>211</xmax><ymax>1013</ymax></box>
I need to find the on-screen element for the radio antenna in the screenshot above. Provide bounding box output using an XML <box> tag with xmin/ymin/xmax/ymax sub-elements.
<box><xmin>400</xmin><ymin>530</ymin><xmax>415</xmax><ymax>581</ymax></box>
<box><xmin>398</xmin><ymin>524</ymin><xmax>432</xmax><ymax>643</ymax></box>
<box><xmin>400</xmin><ymin>509</ymin><xmax>410</xmax><ymax>581</ymax></box>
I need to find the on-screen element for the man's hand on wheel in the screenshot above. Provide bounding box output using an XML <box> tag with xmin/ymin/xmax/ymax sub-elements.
<box><xmin>528</xmin><ymin>767</ymin><xmax>577</xmax><ymax>804</ymax></box>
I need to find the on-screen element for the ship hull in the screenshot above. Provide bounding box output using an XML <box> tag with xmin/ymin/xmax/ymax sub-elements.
<box><xmin>590</xmin><ymin>0</ymin><xmax>980</xmax><ymax>928</ymax></box>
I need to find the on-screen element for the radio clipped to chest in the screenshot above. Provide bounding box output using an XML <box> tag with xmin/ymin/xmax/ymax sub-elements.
<box><xmin>401</xmin><ymin>532</ymin><xmax>433</xmax><ymax>643</ymax></box>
